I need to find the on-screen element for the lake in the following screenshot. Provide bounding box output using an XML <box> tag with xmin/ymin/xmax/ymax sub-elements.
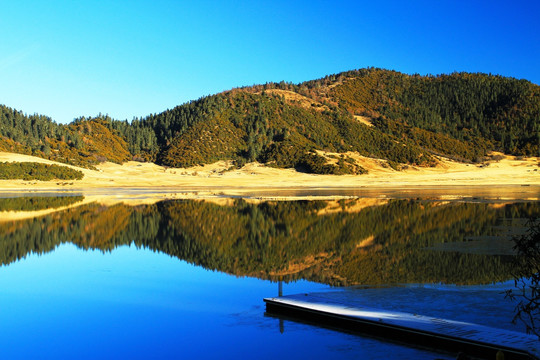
<box><xmin>0</xmin><ymin>189</ymin><xmax>538</xmax><ymax>359</ymax></box>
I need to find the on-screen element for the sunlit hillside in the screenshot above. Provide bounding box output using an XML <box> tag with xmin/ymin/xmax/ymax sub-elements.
<box><xmin>1</xmin><ymin>68</ymin><xmax>538</xmax><ymax>174</ymax></box>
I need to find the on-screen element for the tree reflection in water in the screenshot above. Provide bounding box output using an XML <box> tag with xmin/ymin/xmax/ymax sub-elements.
<box><xmin>0</xmin><ymin>197</ymin><xmax>538</xmax><ymax>286</ymax></box>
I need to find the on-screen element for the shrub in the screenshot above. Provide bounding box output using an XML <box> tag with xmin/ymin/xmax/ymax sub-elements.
<box><xmin>505</xmin><ymin>219</ymin><xmax>540</xmax><ymax>338</ymax></box>
<box><xmin>0</xmin><ymin>162</ymin><xmax>84</xmax><ymax>181</ymax></box>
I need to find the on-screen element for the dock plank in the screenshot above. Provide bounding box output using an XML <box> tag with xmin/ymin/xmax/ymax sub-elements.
<box><xmin>264</xmin><ymin>293</ymin><xmax>539</xmax><ymax>360</ymax></box>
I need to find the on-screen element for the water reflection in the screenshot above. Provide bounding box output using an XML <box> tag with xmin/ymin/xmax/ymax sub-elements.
<box><xmin>0</xmin><ymin>196</ymin><xmax>538</xmax><ymax>286</ymax></box>
<box><xmin>0</xmin><ymin>194</ymin><xmax>84</xmax><ymax>211</ymax></box>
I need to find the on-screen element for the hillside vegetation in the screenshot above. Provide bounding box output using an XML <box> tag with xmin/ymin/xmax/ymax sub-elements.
<box><xmin>0</xmin><ymin>109</ymin><xmax>131</xmax><ymax>168</ymax></box>
<box><xmin>0</xmin><ymin>162</ymin><xmax>84</xmax><ymax>181</ymax></box>
<box><xmin>1</xmin><ymin>68</ymin><xmax>538</xmax><ymax>174</ymax></box>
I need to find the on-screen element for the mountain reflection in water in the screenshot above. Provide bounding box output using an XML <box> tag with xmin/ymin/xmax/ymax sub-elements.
<box><xmin>1</xmin><ymin>196</ymin><xmax>538</xmax><ymax>286</ymax></box>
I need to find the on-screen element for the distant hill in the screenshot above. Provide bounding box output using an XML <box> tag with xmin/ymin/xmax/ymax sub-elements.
<box><xmin>1</xmin><ymin>68</ymin><xmax>538</xmax><ymax>174</ymax></box>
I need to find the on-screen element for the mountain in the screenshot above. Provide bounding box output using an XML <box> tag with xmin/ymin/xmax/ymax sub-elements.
<box><xmin>1</xmin><ymin>68</ymin><xmax>538</xmax><ymax>174</ymax></box>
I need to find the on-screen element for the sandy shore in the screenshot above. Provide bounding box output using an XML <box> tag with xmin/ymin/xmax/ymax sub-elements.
<box><xmin>0</xmin><ymin>151</ymin><xmax>538</xmax><ymax>193</ymax></box>
<box><xmin>0</xmin><ymin>150</ymin><xmax>538</xmax><ymax>222</ymax></box>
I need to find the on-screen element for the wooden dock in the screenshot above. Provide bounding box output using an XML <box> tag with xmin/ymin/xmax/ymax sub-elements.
<box><xmin>264</xmin><ymin>293</ymin><xmax>539</xmax><ymax>360</ymax></box>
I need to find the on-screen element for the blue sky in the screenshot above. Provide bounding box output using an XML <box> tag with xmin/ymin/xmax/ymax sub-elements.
<box><xmin>1</xmin><ymin>0</ymin><xmax>539</xmax><ymax>124</ymax></box>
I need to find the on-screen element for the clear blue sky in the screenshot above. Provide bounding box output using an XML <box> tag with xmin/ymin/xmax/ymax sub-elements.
<box><xmin>1</xmin><ymin>0</ymin><xmax>539</xmax><ymax>124</ymax></box>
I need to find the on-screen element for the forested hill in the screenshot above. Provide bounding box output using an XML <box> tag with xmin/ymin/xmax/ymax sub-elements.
<box><xmin>0</xmin><ymin>68</ymin><xmax>538</xmax><ymax>174</ymax></box>
<box><xmin>0</xmin><ymin>109</ymin><xmax>131</xmax><ymax>168</ymax></box>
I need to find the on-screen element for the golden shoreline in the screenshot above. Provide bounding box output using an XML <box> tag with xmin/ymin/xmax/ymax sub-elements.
<box><xmin>0</xmin><ymin>151</ymin><xmax>538</xmax><ymax>198</ymax></box>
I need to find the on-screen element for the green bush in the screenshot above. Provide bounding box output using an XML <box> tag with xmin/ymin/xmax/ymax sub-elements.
<box><xmin>0</xmin><ymin>162</ymin><xmax>84</xmax><ymax>181</ymax></box>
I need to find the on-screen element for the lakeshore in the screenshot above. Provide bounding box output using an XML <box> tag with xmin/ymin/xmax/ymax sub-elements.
<box><xmin>0</xmin><ymin>152</ymin><xmax>538</xmax><ymax>192</ymax></box>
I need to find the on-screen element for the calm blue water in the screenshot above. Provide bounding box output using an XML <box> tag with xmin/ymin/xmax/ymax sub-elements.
<box><xmin>0</xmin><ymin>244</ymin><xmax>457</xmax><ymax>360</ymax></box>
<box><xmin>0</xmin><ymin>194</ymin><xmax>538</xmax><ymax>359</ymax></box>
